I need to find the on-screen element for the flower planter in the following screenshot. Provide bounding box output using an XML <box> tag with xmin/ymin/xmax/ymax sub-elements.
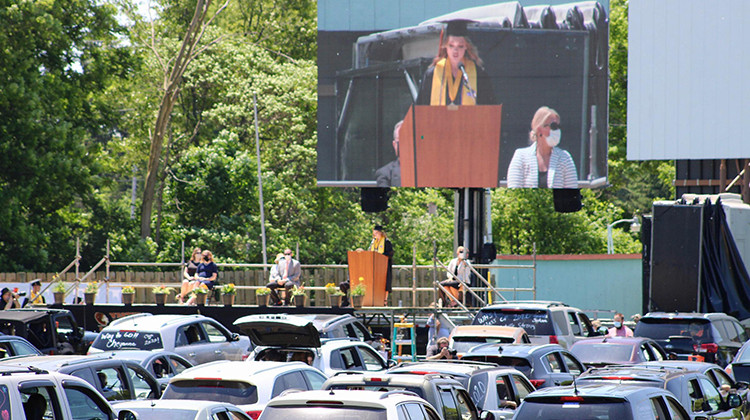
<box><xmin>292</xmin><ymin>295</ymin><xmax>306</xmax><ymax>308</ymax></box>
<box><xmin>328</xmin><ymin>294</ymin><xmax>342</xmax><ymax>308</ymax></box>
<box><xmin>122</xmin><ymin>293</ymin><xmax>135</xmax><ymax>305</ymax></box>
<box><xmin>154</xmin><ymin>293</ymin><xmax>167</xmax><ymax>306</ymax></box>
<box><xmin>53</xmin><ymin>292</ymin><xmax>65</xmax><ymax>305</ymax></box>
<box><xmin>84</xmin><ymin>292</ymin><xmax>96</xmax><ymax>305</ymax></box>
<box><xmin>222</xmin><ymin>294</ymin><xmax>235</xmax><ymax>307</ymax></box>
<box><xmin>195</xmin><ymin>293</ymin><xmax>207</xmax><ymax>306</ymax></box>
<box><xmin>257</xmin><ymin>294</ymin><xmax>269</xmax><ymax>307</ymax></box>
<box><xmin>352</xmin><ymin>295</ymin><xmax>364</xmax><ymax>309</ymax></box>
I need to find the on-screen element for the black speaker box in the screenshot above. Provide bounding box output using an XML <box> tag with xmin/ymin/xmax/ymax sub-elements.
<box><xmin>361</xmin><ymin>188</ymin><xmax>390</xmax><ymax>213</ymax></box>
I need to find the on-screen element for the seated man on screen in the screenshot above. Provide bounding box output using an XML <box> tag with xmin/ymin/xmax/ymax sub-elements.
<box><xmin>374</xmin><ymin>120</ymin><xmax>403</xmax><ymax>187</ymax></box>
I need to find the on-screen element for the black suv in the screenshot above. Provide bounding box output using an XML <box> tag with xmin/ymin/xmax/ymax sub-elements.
<box><xmin>0</xmin><ymin>308</ymin><xmax>97</xmax><ymax>354</ymax></box>
<box><xmin>634</xmin><ymin>312</ymin><xmax>747</xmax><ymax>367</ymax></box>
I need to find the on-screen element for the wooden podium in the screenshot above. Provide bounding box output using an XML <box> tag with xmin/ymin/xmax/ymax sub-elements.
<box><xmin>399</xmin><ymin>105</ymin><xmax>502</xmax><ymax>188</ymax></box>
<box><xmin>347</xmin><ymin>250</ymin><xmax>388</xmax><ymax>307</ymax></box>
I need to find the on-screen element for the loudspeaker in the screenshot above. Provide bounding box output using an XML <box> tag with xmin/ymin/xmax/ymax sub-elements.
<box><xmin>361</xmin><ymin>187</ymin><xmax>390</xmax><ymax>213</ymax></box>
<box><xmin>553</xmin><ymin>188</ymin><xmax>582</xmax><ymax>213</ymax></box>
<box><xmin>480</xmin><ymin>243</ymin><xmax>497</xmax><ymax>263</ymax></box>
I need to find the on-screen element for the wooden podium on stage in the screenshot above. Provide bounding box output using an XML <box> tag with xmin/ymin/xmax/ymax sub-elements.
<box><xmin>347</xmin><ymin>250</ymin><xmax>388</xmax><ymax>307</ymax></box>
<box><xmin>399</xmin><ymin>105</ymin><xmax>502</xmax><ymax>188</ymax></box>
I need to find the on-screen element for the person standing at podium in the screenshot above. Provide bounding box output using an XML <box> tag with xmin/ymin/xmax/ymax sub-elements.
<box><xmin>370</xmin><ymin>225</ymin><xmax>394</xmax><ymax>305</ymax></box>
<box><xmin>416</xmin><ymin>19</ymin><xmax>495</xmax><ymax>106</ymax></box>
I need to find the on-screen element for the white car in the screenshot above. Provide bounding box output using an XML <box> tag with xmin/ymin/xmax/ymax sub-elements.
<box><xmin>258</xmin><ymin>389</ymin><xmax>442</xmax><ymax>420</ymax></box>
<box><xmin>89</xmin><ymin>313</ymin><xmax>252</xmax><ymax>365</ymax></box>
<box><xmin>161</xmin><ymin>360</ymin><xmax>328</xmax><ymax>419</ymax></box>
<box><xmin>114</xmin><ymin>399</ymin><xmax>251</xmax><ymax>420</ymax></box>
<box><xmin>234</xmin><ymin>314</ymin><xmax>389</xmax><ymax>376</ymax></box>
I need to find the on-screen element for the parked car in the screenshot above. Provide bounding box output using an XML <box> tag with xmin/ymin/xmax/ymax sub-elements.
<box><xmin>466</xmin><ymin>367</ymin><xmax>535</xmax><ymax>419</ymax></box>
<box><xmin>0</xmin><ymin>364</ymin><xmax>138</xmax><ymax>420</ymax></box>
<box><xmin>0</xmin><ymin>308</ymin><xmax>97</xmax><ymax>354</ymax></box>
<box><xmin>569</xmin><ymin>336</ymin><xmax>668</xmax><ymax>368</ymax></box>
<box><xmin>512</xmin><ymin>383</ymin><xmax>691</xmax><ymax>420</ymax></box>
<box><xmin>642</xmin><ymin>360</ymin><xmax>749</xmax><ymax>399</ymax></box>
<box><xmin>470</xmin><ymin>301</ymin><xmax>599</xmax><ymax>348</ymax></box>
<box><xmin>634</xmin><ymin>312</ymin><xmax>747</xmax><ymax>367</ymax></box>
<box><xmin>386</xmin><ymin>359</ymin><xmax>499</xmax><ymax>388</ymax></box>
<box><xmin>162</xmin><ymin>360</ymin><xmax>327</xmax><ymax>419</ymax></box>
<box><xmin>726</xmin><ymin>339</ymin><xmax>750</xmax><ymax>383</ymax></box>
<box><xmin>323</xmin><ymin>372</ymin><xmax>481</xmax><ymax>420</ymax></box>
<box><xmin>577</xmin><ymin>364</ymin><xmax>747</xmax><ymax>419</ymax></box>
<box><xmin>0</xmin><ymin>354</ymin><xmax>161</xmax><ymax>401</ymax></box>
<box><xmin>234</xmin><ymin>314</ymin><xmax>388</xmax><ymax>376</ymax></box>
<box><xmin>258</xmin><ymin>389</ymin><xmax>442</xmax><ymax>420</ymax></box>
<box><xmin>113</xmin><ymin>399</ymin><xmax>252</xmax><ymax>420</ymax></box>
<box><xmin>460</xmin><ymin>343</ymin><xmax>584</xmax><ymax>388</ymax></box>
<box><xmin>0</xmin><ymin>334</ymin><xmax>42</xmax><ymax>358</ymax></box>
<box><xmin>106</xmin><ymin>350</ymin><xmax>194</xmax><ymax>388</ymax></box>
<box><xmin>89</xmin><ymin>313</ymin><xmax>252</xmax><ymax>365</ymax></box>
<box><xmin>298</xmin><ymin>313</ymin><xmax>386</xmax><ymax>352</ymax></box>
<box><xmin>448</xmin><ymin>325</ymin><xmax>529</xmax><ymax>358</ymax></box>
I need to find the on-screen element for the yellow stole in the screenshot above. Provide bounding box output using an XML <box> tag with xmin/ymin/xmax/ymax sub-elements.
<box><xmin>430</xmin><ymin>58</ymin><xmax>477</xmax><ymax>106</ymax></box>
<box><xmin>370</xmin><ymin>236</ymin><xmax>385</xmax><ymax>254</ymax></box>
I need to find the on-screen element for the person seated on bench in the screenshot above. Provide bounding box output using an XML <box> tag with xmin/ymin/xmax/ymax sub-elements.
<box><xmin>186</xmin><ymin>250</ymin><xmax>218</xmax><ymax>305</ymax></box>
<box><xmin>439</xmin><ymin>246</ymin><xmax>470</xmax><ymax>307</ymax></box>
<box><xmin>266</xmin><ymin>249</ymin><xmax>301</xmax><ymax>306</ymax></box>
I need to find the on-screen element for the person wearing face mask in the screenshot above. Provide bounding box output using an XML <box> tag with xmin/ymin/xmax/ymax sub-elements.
<box><xmin>606</xmin><ymin>312</ymin><xmax>634</xmax><ymax>338</ymax></box>
<box><xmin>438</xmin><ymin>246</ymin><xmax>471</xmax><ymax>307</ymax></box>
<box><xmin>374</xmin><ymin>120</ymin><xmax>403</xmax><ymax>187</ymax></box>
<box><xmin>416</xmin><ymin>20</ymin><xmax>496</xmax><ymax>106</ymax></box>
<box><xmin>506</xmin><ymin>106</ymin><xmax>578</xmax><ymax>188</ymax></box>
<box><xmin>266</xmin><ymin>249</ymin><xmax>301</xmax><ymax>306</ymax></box>
<box><xmin>185</xmin><ymin>250</ymin><xmax>219</xmax><ymax>305</ymax></box>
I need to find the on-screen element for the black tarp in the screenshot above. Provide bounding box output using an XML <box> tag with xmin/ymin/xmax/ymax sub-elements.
<box><xmin>700</xmin><ymin>199</ymin><xmax>750</xmax><ymax>319</ymax></box>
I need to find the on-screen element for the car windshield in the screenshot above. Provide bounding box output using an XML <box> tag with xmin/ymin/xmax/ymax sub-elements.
<box><xmin>260</xmin><ymin>406</ymin><xmax>387</xmax><ymax>420</ymax></box>
<box><xmin>472</xmin><ymin>310</ymin><xmax>554</xmax><ymax>335</ymax></box>
<box><xmin>515</xmin><ymin>400</ymin><xmax>631</xmax><ymax>419</ymax></box>
<box><xmin>453</xmin><ymin>337</ymin><xmax>515</xmax><ymax>354</ymax></box>
<box><xmin>328</xmin><ymin>385</ymin><xmax>421</xmax><ymax>398</ymax></box>
<box><xmin>162</xmin><ymin>380</ymin><xmax>258</xmax><ymax>405</ymax></box>
<box><xmin>572</xmin><ymin>344</ymin><xmax>634</xmax><ymax>363</ymax></box>
<box><xmin>91</xmin><ymin>331</ymin><xmax>164</xmax><ymax>351</ymax></box>
<box><xmin>634</xmin><ymin>319</ymin><xmax>713</xmax><ymax>344</ymax></box>
<box><xmin>128</xmin><ymin>409</ymin><xmax>201</xmax><ymax>420</ymax></box>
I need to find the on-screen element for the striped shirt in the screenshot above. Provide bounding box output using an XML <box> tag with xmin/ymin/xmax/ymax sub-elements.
<box><xmin>506</xmin><ymin>142</ymin><xmax>579</xmax><ymax>188</ymax></box>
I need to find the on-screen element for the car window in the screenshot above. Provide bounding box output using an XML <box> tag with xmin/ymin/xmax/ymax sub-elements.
<box><xmin>560</xmin><ymin>352</ymin><xmax>583</xmax><ymax>375</ymax></box>
<box><xmin>11</xmin><ymin>339</ymin><xmax>39</xmax><ymax>356</ymax></box>
<box><xmin>722</xmin><ymin>320</ymin><xmax>741</xmax><ymax>343</ymax></box>
<box><xmin>472</xmin><ymin>309</ymin><xmax>555</xmax><ymax>335</ymax></box>
<box><xmin>56</xmin><ymin>316</ymin><xmax>74</xmax><ymax>334</ymax></box>
<box><xmin>496</xmin><ymin>376</ymin><xmax>511</xmax><ymax>406</ymax></box>
<box><xmin>732</xmin><ymin>321</ymin><xmax>748</xmax><ymax>342</ymax></box>
<box><xmin>203</xmin><ymin>322</ymin><xmax>228</xmax><ymax>343</ymax></box>
<box><xmin>650</xmin><ymin>396</ymin><xmax>671</xmax><ymax>420</ymax></box>
<box><xmin>707</xmin><ymin>368</ymin><xmax>734</xmax><ymax>388</ymax></box>
<box><xmin>272</xmin><ymin>371</ymin><xmax>307</xmax><ymax>398</ymax></box>
<box><xmin>63</xmin><ymin>385</ymin><xmax>112</xmax><ymax>420</ymax></box>
<box><xmin>666</xmin><ymin>396</ymin><xmax>690</xmax><ymax>420</ymax></box>
<box><xmin>640</xmin><ymin>343</ymin><xmax>654</xmax><ymax>361</ymax></box>
<box><xmin>177</xmin><ymin>324</ymin><xmax>206</xmax><ymax>347</ymax></box>
<box><xmin>0</xmin><ymin>385</ymin><xmax>10</xmax><ymax>418</ymax></box>
<box><xmin>648</xmin><ymin>343</ymin><xmax>665</xmax><ymax>361</ymax></box>
<box><xmin>545</xmin><ymin>352</ymin><xmax>563</xmax><ymax>373</ymax></box>
<box><xmin>403</xmin><ymin>402</ymin><xmax>428</xmax><ymax>420</ymax></box>
<box><xmin>567</xmin><ymin>312</ymin><xmax>581</xmax><ymax>335</ymax></box>
<box><xmin>438</xmin><ymin>388</ymin><xmax>460</xmax><ymax>420</ymax></box>
<box><xmin>128</xmin><ymin>365</ymin><xmax>158</xmax><ymax>399</ymax></box>
<box><xmin>351</xmin><ymin>322</ymin><xmax>370</xmax><ymax>341</ymax></box>
<box><xmin>214</xmin><ymin>410</ymin><xmax>250</xmax><ymax>420</ymax></box>
<box><xmin>358</xmin><ymin>346</ymin><xmax>385</xmax><ymax>371</ymax></box>
<box><xmin>0</xmin><ymin>342</ymin><xmax>12</xmax><ymax>358</ymax></box>
<box><xmin>511</xmin><ymin>374</ymin><xmax>533</xmax><ymax>401</ymax></box>
<box><xmin>454</xmin><ymin>390</ymin><xmax>475</xmax><ymax>420</ymax></box>
<box><xmin>714</xmin><ymin>321</ymin><xmax>731</xmax><ymax>342</ymax></box>
<box><xmin>302</xmin><ymin>369</ymin><xmax>327</xmax><ymax>389</ymax></box>
<box><xmin>96</xmin><ymin>366</ymin><xmax>131</xmax><ymax>400</ymax></box>
<box><xmin>168</xmin><ymin>356</ymin><xmax>191</xmax><ymax>375</ymax></box>
<box><xmin>697</xmin><ymin>377</ymin><xmax>722</xmax><ymax>412</ymax></box>
<box><xmin>21</xmin><ymin>385</ymin><xmax>60</xmax><ymax>420</ymax></box>
<box><xmin>151</xmin><ymin>357</ymin><xmax>169</xmax><ymax>379</ymax></box>
<box><xmin>163</xmin><ymin>380</ymin><xmax>258</xmax><ymax>405</ymax></box>
<box><xmin>340</xmin><ymin>347</ymin><xmax>363</xmax><ymax>370</ymax></box>
<box><xmin>550</xmin><ymin>311</ymin><xmax>568</xmax><ymax>336</ymax></box>
<box><xmin>577</xmin><ymin>313</ymin><xmax>596</xmax><ymax>337</ymax></box>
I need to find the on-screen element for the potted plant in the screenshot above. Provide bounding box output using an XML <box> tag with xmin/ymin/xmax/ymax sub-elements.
<box><xmin>52</xmin><ymin>280</ymin><xmax>66</xmax><ymax>305</ymax></box>
<box><xmin>350</xmin><ymin>278</ymin><xmax>367</xmax><ymax>308</ymax></box>
<box><xmin>291</xmin><ymin>285</ymin><xmax>307</xmax><ymax>307</ymax></box>
<box><xmin>255</xmin><ymin>287</ymin><xmax>271</xmax><ymax>307</ymax></box>
<box><xmin>191</xmin><ymin>284</ymin><xmax>209</xmax><ymax>306</ymax></box>
<box><xmin>325</xmin><ymin>282</ymin><xmax>345</xmax><ymax>307</ymax></box>
<box><xmin>84</xmin><ymin>281</ymin><xmax>99</xmax><ymax>305</ymax></box>
<box><xmin>121</xmin><ymin>285</ymin><xmax>136</xmax><ymax>305</ymax></box>
<box><xmin>152</xmin><ymin>285</ymin><xmax>175</xmax><ymax>306</ymax></box>
<box><xmin>220</xmin><ymin>283</ymin><xmax>236</xmax><ymax>306</ymax></box>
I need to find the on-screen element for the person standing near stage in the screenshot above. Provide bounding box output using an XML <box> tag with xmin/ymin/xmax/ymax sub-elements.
<box><xmin>370</xmin><ymin>225</ymin><xmax>394</xmax><ymax>305</ymax></box>
<box><xmin>606</xmin><ymin>312</ymin><xmax>634</xmax><ymax>338</ymax></box>
<box><xmin>267</xmin><ymin>249</ymin><xmax>301</xmax><ymax>306</ymax></box>
<box><xmin>439</xmin><ymin>246</ymin><xmax>471</xmax><ymax>307</ymax></box>
<box><xmin>416</xmin><ymin>20</ymin><xmax>495</xmax><ymax>106</ymax></box>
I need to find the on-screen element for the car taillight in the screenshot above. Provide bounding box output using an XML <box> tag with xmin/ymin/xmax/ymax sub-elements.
<box><xmin>726</xmin><ymin>365</ymin><xmax>734</xmax><ymax>376</ymax></box>
<box><xmin>694</xmin><ymin>343</ymin><xmax>719</xmax><ymax>353</ymax></box>
<box><xmin>246</xmin><ymin>410</ymin><xmax>262</xmax><ymax>419</ymax></box>
<box><xmin>549</xmin><ymin>336</ymin><xmax>558</xmax><ymax>344</ymax></box>
<box><xmin>600</xmin><ymin>376</ymin><xmax>634</xmax><ymax>380</ymax></box>
<box><xmin>242</xmin><ymin>354</ymin><xmax>249</xmax><ymax>361</ymax></box>
<box><xmin>529</xmin><ymin>379</ymin><xmax>546</xmax><ymax>388</ymax></box>
<box><xmin>560</xmin><ymin>396</ymin><xmax>584</xmax><ymax>402</ymax></box>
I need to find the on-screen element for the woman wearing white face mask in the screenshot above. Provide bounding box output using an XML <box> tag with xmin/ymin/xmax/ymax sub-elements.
<box><xmin>439</xmin><ymin>246</ymin><xmax>471</xmax><ymax>307</ymax></box>
<box><xmin>506</xmin><ymin>106</ymin><xmax>578</xmax><ymax>188</ymax></box>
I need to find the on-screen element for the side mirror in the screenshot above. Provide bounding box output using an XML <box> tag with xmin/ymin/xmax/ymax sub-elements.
<box><xmin>727</xmin><ymin>393</ymin><xmax>742</xmax><ymax>408</ymax></box>
<box><xmin>231</xmin><ymin>333</ymin><xmax>240</xmax><ymax>342</ymax></box>
<box><xmin>119</xmin><ymin>410</ymin><xmax>140</xmax><ymax>420</ymax></box>
<box><xmin>479</xmin><ymin>411</ymin><xmax>496</xmax><ymax>420</ymax></box>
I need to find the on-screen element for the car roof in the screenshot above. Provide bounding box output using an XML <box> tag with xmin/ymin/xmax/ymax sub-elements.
<box><xmin>388</xmin><ymin>360</ymin><xmax>497</xmax><ymax>376</ymax></box>
<box><xmin>103</xmin><ymin>314</ymin><xmax>208</xmax><ymax>330</ymax></box>
<box><xmin>0</xmin><ymin>354</ymin><xmax>136</xmax><ymax>371</ymax></box>
<box><xmin>480</xmin><ymin>300</ymin><xmax>571</xmax><ymax>310</ymax></box>
<box><xmin>450</xmin><ymin>325</ymin><xmax>525</xmax><ymax>337</ymax></box>
<box><xmin>464</xmin><ymin>343</ymin><xmax>564</xmax><ymax>357</ymax></box>
<box><xmin>294</xmin><ymin>314</ymin><xmax>356</xmax><ymax>330</ymax></box>
<box><xmin>234</xmin><ymin>314</ymin><xmax>320</xmax><ymax>347</ymax></box>
<box><xmin>578</xmin><ymin>364</ymin><xmax>693</xmax><ymax>382</ymax></box>
<box><xmin>325</xmin><ymin>372</ymin><xmax>463</xmax><ymax>387</ymax></box>
<box><xmin>525</xmin><ymin>382</ymin><xmax>672</xmax><ymax>399</ymax></box>
<box><xmin>572</xmin><ymin>337</ymin><xmax>654</xmax><ymax>346</ymax></box>
<box><xmin>0</xmin><ymin>310</ymin><xmax>51</xmax><ymax>323</ymax></box>
<box><xmin>113</xmin><ymin>399</ymin><xmax>241</xmax><ymax>410</ymax></box>
<box><xmin>641</xmin><ymin>360</ymin><xmax>724</xmax><ymax>372</ymax></box>
<box><xmin>642</xmin><ymin>312</ymin><xmax>735</xmax><ymax>321</ymax></box>
<box><xmin>173</xmin><ymin>360</ymin><xmax>318</xmax><ymax>382</ymax></box>
<box><xmin>265</xmin><ymin>389</ymin><xmax>427</xmax><ymax>408</ymax></box>
<box><xmin>105</xmin><ymin>350</ymin><xmax>187</xmax><ymax>361</ymax></box>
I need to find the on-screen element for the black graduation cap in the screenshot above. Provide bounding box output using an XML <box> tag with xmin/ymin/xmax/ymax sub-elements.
<box><xmin>443</xmin><ymin>19</ymin><xmax>474</xmax><ymax>37</ymax></box>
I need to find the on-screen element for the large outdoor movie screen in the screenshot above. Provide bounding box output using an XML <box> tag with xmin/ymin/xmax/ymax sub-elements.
<box><xmin>317</xmin><ymin>1</ymin><xmax>609</xmax><ymax>189</ymax></box>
